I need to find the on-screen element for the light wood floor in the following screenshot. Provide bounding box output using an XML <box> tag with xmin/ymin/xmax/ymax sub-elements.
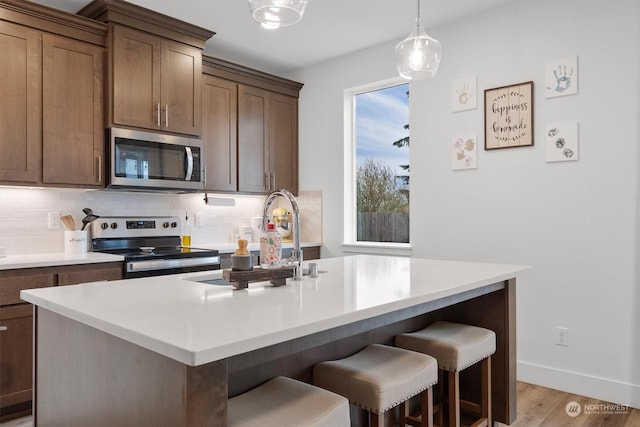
<box><xmin>1</xmin><ymin>382</ymin><xmax>638</xmax><ymax>426</ymax></box>
<box><xmin>497</xmin><ymin>382</ymin><xmax>640</xmax><ymax>427</ymax></box>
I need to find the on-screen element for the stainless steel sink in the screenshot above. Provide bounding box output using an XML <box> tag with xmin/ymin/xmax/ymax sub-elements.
<box><xmin>184</xmin><ymin>267</ymin><xmax>326</xmax><ymax>288</ymax></box>
<box><xmin>194</xmin><ymin>278</ymin><xmax>233</xmax><ymax>286</ymax></box>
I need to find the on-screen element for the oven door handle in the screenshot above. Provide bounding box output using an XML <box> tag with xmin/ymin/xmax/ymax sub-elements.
<box><xmin>127</xmin><ymin>256</ymin><xmax>220</xmax><ymax>273</ymax></box>
<box><xmin>184</xmin><ymin>146</ymin><xmax>194</xmax><ymax>181</ymax></box>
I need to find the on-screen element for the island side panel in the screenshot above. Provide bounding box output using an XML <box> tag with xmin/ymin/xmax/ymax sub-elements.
<box><xmin>34</xmin><ymin>308</ymin><xmax>228</xmax><ymax>427</ymax></box>
<box><xmin>442</xmin><ymin>278</ymin><xmax>517</xmax><ymax>424</ymax></box>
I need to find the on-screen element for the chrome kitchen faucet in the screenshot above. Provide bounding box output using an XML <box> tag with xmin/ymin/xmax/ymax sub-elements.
<box><xmin>261</xmin><ymin>189</ymin><xmax>303</xmax><ymax>280</ymax></box>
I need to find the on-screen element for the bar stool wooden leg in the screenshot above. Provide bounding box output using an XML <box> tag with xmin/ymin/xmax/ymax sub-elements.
<box><xmin>400</xmin><ymin>400</ymin><xmax>408</xmax><ymax>426</ymax></box>
<box><xmin>470</xmin><ymin>356</ymin><xmax>492</xmax><ymax>427</ymax></box>
<box><xmin>449</xmin><ymin>371</ymin><xmax>460</xmax><ymax>427</ymax></box>
<box><xmin>371</xmin><ymin>411</ymin><xmax>384</xmax><ymax>427</ymax></box>
<box><xmin>424</xmin><ymin>387</ymin><xmax>434</xmax><ymax>427</ymax></box>
<box><xmin>436</xmin><ymin>370</ymin><xmax>444</xmax><ymax>427</ymax></box>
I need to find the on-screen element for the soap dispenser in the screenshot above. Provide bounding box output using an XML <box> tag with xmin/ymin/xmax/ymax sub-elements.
<box><xmin>260</xmin><ymin>222</ymin><xmax>282</xmax><ymax>269</ymax></box>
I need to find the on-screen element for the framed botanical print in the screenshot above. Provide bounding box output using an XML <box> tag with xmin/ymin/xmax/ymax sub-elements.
<box><xmin>484</xmin><ymin>81</ymin><xmax>534</xmax><ymax>150</ymax></box>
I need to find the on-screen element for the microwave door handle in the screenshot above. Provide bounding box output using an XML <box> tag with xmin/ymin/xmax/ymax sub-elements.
<box><xmin>184</xmin><ymin>146</ymin><xmax>193</xmax><ymax>181</ymax></box>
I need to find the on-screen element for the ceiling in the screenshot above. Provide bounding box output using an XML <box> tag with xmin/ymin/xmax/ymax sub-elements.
<box><xmin>31</xmin><ymin>0</ymin><xmax>516</xmax><ymax>76</ymax></box>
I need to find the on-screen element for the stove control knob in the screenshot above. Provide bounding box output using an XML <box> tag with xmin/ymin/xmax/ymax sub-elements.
<box><xmin>110</xmin><ymin>222</ymin><xmax>118</xmax><ymax>229</ymax></box>
<box><xmin>100</xmin><ymin>222</ymin><xmax>109</xmax><ymax>230</ymax></box>
<box><xmin>171</xmin><ymin>222</ymin><xmax>178</xmax><ymax>228</ymax></box>
<box><xmin>163</xmin><ymin>222</ymin><xmax>170</xmax><ymax>228</ymax></box>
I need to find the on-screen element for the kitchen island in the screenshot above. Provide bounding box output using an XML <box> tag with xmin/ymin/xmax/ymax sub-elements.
<box><xmin>21</xmin><ymin>255</ymin><xmax>529</xmax><ymax>426</ymax></box>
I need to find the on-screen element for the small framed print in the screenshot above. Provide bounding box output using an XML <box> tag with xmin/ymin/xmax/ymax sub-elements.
<box><xmin>452</xmin><ymin>75</ymin><xmax>477</xmax><ymax>112</ymax></box>
<box><xmin>484</xmin><ymin>81</ymin><xmax>534</xmax><ymax>150</ymax></box>
<box><xmin>546</xmin><ymin>122</ymin><xmax>579</xmax><ymax>162</ymax></box>
<box><xmin>545</xmin><ymin>56</ymin><xmax>578</xmax><ymax>98</ymax></box>
<box><xmin>452</xmin><ymin>136</ymin><xmax>477</xmax><ymax>170</ymax></box>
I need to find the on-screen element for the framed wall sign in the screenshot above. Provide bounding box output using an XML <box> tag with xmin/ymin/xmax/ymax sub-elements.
<box><xmin>484</xmin><ymin>81</ymin><xmax>534</xmax><ymax>150</ymax></box>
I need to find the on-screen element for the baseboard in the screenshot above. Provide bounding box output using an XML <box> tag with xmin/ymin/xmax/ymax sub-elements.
<box><xmin>518</xmin><ymin>360</ymin><xmax>640</xmax><ymax>409</ymax></box>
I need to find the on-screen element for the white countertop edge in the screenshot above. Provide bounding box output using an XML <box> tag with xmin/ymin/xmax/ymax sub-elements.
<box><xmin>0</xmin><ymin>252</ymin><xmax>124</xmax><ymax>270</ymax></box>
<box><xmin>21</xmin><ymin>261</ymin><xmax>529</xmax><ymax>367</ymax></box>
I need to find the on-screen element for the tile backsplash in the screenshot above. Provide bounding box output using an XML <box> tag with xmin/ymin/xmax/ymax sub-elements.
<box><xmin>0</xmin><ymin>187</ymin><xmax>322</xmax><ymax>255</ymax></box>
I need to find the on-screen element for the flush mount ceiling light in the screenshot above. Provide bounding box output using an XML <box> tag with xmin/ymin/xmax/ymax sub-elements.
<box><xmin>248</xmin><ymin>0</ymin><xmax>308</xmax><ymax>30</ymax></box>
<box><xmin>395</xmin><ymin>0</ymin><xmax>441</xmax><ymax>80</ymax></box>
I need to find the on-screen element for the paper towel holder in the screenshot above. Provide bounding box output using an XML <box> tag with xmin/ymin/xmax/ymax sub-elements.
<box><xmin>203</xmin><ymin>193</ymin><xmax>236</xmax><ymax>207</ymax></box>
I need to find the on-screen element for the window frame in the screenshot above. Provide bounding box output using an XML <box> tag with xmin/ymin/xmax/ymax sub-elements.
<box><xmin>342</xmin><ymin>77</ymin><xmax>412</xmax><ymax>257</ymax></box>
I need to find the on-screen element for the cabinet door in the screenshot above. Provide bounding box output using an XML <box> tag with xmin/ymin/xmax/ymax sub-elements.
<box><xmin>0</xmin><ymin>305</ymin><xmax>33</xmax><ymax>412</ymax></box>
<box><xmin>238</xmin><ymin>85</ymin><xmax>269</xmax><ymax>193</ymax></box>
<box><xmin>269</xmin><ymin>93</ymin><xmax>298</xmax><ymax>195</ymax></box>
<box><xmin>42</xmin><ymin>34</ymin><xmax>104</xmax><ymax>186</ymax></box>
<box><xmin>161</xmin><ymin>40</ymin><xmax>202</xmax><ymax>136</ymax></box>
<box><xmin>202</xmin><ymin>75</ymin><xmax>237</xmax><ymax>191</ymax></box>
<box><xmin>112</xmin><ymin>25</ymin><xmax>160</xmax><ymax>130</ymax></box>
<box><xmin>0</xmin><ymin>21</ymin><xmax>42</xmax><ymax>184</ymax></box>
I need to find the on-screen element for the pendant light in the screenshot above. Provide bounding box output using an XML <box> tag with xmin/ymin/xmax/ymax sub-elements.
<box><xmin>395</xmin><ymin>0</ymin><xmax>441</xmax><ymax>80</ymax></box>
<box><xmin>248</xmin><ymin>0</ymin><xmax>308</xmax><ymax>30</ymax></box>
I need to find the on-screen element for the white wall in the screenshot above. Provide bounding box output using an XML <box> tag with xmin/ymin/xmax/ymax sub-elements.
<box><xmin>292</xmin><ymin>0</ymin><xmax>640</xmax><ymax>408</ymax></box>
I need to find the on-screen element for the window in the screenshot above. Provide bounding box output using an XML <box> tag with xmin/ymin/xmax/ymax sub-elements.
<box><xmin>344</xmin><ymin>78</ymin><xmax>411</xmax><ymax>253</ymax></box>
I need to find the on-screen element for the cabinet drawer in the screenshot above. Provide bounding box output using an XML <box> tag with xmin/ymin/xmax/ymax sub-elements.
<box><xmin>57</xmin><ymin>263</ymin><xmax>123</xmax><ymax>286</ymax></box>
<box><xmin>0</xmin><ymin>272</ymin><xmax>54</xmax><ymax>306</ymax></box>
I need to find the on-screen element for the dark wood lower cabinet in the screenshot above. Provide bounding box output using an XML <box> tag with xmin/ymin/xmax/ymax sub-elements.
<box><xmin>0</xmin><ymin>262</ymin><xmax>123</xmax><ymax>421</ymax></box>
<box><xmin>0</xmin><ymin>305</ymin><xmax>33</xmax><ymax>422</ymax></box>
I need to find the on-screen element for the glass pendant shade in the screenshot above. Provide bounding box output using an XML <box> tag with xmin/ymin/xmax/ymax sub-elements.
<box><xmin>249</xmin><ymin>0</ymin><xmax>308</xmax><ymax>29</ymax></box>
<box><xmin>395</xmin><ymin>1</ymin><xmax>441</xmax><ymax>80</ymax></box>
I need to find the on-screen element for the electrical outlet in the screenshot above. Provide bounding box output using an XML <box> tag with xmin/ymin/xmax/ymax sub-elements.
<box><xmin>556</xmin><ymin>326</ymin><xmax>569</xmax><ymax>346</ymax></box>
<box><xmin>194</xmin><ymin>212</ymin><xmax>203</xmax><ymax>227</ymax></box>
<box><xmin>48</xmin><ymin>211</ymin><xmax>60</xmax><ymax>229</ymax></box>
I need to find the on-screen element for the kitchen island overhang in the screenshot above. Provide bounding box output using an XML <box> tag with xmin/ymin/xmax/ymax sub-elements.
<box><xmin>22</xmin><ymin>255</ymin><xmax>529</xmax><ymax>426</ymax></box>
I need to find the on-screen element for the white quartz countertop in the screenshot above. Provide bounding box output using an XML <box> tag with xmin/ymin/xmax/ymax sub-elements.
<box><xmin>21</xmin><ymin>255</ymin><xmax>529</xmax><ymax>366</ymax></box>
<box><xmin>0</xmin><ymin>252</ymin><xmax>124</xmax><ymax>270</ymax></box>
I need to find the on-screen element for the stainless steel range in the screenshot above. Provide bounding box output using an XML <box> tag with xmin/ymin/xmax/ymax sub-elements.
<box><xmin>91</xmin><ymin>216</ymin><xmax>220</xmax><ymax>278</ymax></box>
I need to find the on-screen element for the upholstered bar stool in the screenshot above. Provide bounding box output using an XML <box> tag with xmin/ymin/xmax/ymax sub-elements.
<box><xmin>313</xmin><ymin>344</ymin><xmax>438</xmax><ymax>427</ymax></box>
<box><xmin>227</xmin><ymin>376</ymin><xmax>350</xmax><ymax>427</ymax></box>
<box><xmin>396</xmin><ymin>321</ymin><xmax>496</xmax><ymax>427</ymax></box>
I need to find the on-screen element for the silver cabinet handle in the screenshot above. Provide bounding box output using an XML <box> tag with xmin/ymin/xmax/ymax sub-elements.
<box><xmin>0</xmin><ymin>326</ymin><xmax>7</xmax><ymax>331</ymax></box>
<box><xmin>271</xmin><ymin>172</ymin><xmax>276</xmax><ymax>191</ymax></box>
<box><xmin>96</xmin><ymin>154</ymin><xmax>102</xmax><ymax>184</ymax></box>
<box><xmin>165</xmin><ymin>104</ymin><xmax>169</xmax><ymax>128</ymax></box>
<box><xmin>157</xmin><ymin>103</ymin><xmax>161</xmax><ymax>127</ymax></box>
<box><xmin>264</xmin><ymin>172</ymin><xmax>270</xmax><ymax>191</ymax></box>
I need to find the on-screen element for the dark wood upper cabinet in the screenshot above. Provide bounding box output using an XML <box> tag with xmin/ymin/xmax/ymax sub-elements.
<box><xmin>268</xmin><ymin>93</ymin><xmax>298</xmax><ymax>193</ymax></box>
<box><xmin>160</xmin><ymin>38</ymin><xmax>202</xmax><ymax>136</ymax></box>
<box><xmin>202</xmin><ymin>56</ymin><xmax>302</xmax><ymax>195</ymax></box>
<box><xmin>111</xmin><ymin>25</ymin><xmax>202</xmax><ymax>136</ymax></box>
<box><xmin>42</xmin><ymin>34</ymin><xmax>104</xmax><ymax>186</ymax></box>
<box><xmin>0</xmin><ymin>21</ymin><xmax>42</xmax><ymax>184</ymax></box>
<box><xmin>79</xmin><ymin>0</ymin><xmax>213</xmax><ymax>137</ymax></box>
<box><xmin>111</xmin><ymin>25</ymin><xmax>160</xmax><ymax>131</ymax></box>
<box><xmin>238</xmin><ymin>84</ymin><xmax>269</xmax><ymax>193</ymax></box>
<box><xmin>202</xmin><ymin>75</ymin><xmax>238</xmax><ymax>192</ymax></box>
<box><xmin>0</xmin><ymin>1</ymin><xmax>107</xmax><ymax>189</ymax></box>
<box><xmin>237</xmin><ymin>86</ymin><xmax>299</xmax><ymax>194</ymax></box>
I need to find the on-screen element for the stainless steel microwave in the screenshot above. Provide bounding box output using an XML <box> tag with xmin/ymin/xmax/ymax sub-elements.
<box><xmin>107</xmin><ymin>128</ymin><xmax>204</xmax><ymax>192</ymax></box>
